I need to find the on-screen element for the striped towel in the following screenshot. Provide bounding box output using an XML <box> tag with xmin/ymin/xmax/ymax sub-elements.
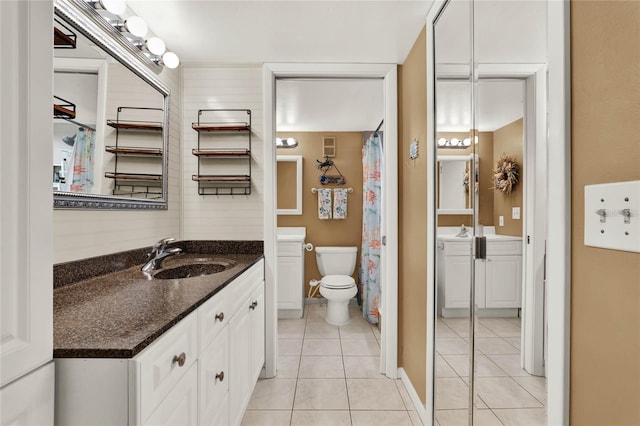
<box><xmin>317</xmin><ymin>189</ymin><xmax>332</xmax><ymax>220</ymax></box>
<box><xmin>333</xmin><ymin>188</ymin><xmax>348</xmax><ymax>219</ymax></box>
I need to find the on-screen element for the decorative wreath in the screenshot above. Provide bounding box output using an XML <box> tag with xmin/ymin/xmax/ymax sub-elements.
<box><xmin>463</xmin><ymin>169</ymin><xmax>470</xmax><ymax>193</ymax></box>
<box><xmin>492</xmin><ymin>153</ymin><xmax>519</xmax><ymax>195</ymax></box>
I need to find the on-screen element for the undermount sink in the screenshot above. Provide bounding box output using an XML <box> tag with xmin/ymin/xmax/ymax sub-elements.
<box><xmin>153</xmin><ymin>258</ymin><xmax>237</xmax><ymax>280</ymax></box>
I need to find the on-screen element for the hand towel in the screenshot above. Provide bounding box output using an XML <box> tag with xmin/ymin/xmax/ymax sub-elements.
<box><xmin>333</xmin><ymin>188</ymin><xmax>348</xmax><ymax>219</ymax></box>
<box><xmin>317</xmin><ymin>188</ymin><xmax>332</xmax><ymax>220</ymax></box>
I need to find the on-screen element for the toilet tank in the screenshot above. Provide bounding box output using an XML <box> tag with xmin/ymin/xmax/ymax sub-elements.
<box><xmin>315</xmin><ymin>246</ymin><xmax>358</xmax><ymax>276</ymax></box>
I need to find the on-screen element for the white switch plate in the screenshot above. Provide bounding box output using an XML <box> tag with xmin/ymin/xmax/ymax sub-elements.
<box><xmin>584</xmin><ymin>180</ymin><xmax>640</xmax><ymax>253</ymax></box>
<box><xmin>512</xmin><ymin>207</ymin><xmax>521</xmax><ymax>220</ymax></box>
<box><xmin>499</xmin><ymin>216</ymin><xmax>505</xmax><ymax>226</ymax></box>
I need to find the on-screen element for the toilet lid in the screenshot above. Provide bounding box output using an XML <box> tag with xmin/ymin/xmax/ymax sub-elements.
<box><xmin>321</xmin><ymin>275</ymin><xmax>356</xmax><ymax>289</ymax></box>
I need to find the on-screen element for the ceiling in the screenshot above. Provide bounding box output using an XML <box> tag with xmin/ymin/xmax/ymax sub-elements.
<box><xmin>125</xmin><ymin>1</ymin><xmax>434</xmax><ymax>64</ymax></box>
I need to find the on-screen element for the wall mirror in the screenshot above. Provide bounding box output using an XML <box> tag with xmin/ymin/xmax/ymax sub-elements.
<box><xmin>276</xmin><ymin>155</ymin><xmax>303</xmax><ymax>215</ymax></box>
<box><xmin>53</xmin><ymin>0</ymin><xmax>169</xmax><ymax>209</ymax></box>
<box><xmin>437</xmin><ymin>154</ymin><xmax>476</xmax><ymax>214</ymax></box>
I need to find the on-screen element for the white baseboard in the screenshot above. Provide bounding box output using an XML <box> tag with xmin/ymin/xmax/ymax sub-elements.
<box><xmin>398</xmin><ymin>367</ymin><xmax>428</xmax><ymax>425</ymax></box>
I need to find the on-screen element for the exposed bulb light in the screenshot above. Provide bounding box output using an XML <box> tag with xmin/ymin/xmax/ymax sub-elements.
<box><xmin>162</xmin><ymin>52</ymin><xmax>180</xmax><ymax>69</ymax></box>
<box><xmin>450</xmin><ymin>138</ymin><xmax>460</xmax><ymax>146</ymax></box>
<box><xmin>475</xmin><ymin>136</ymin><xmax>479</xmax><ymax>144</ymax></box>
<box><xmin>437</xmin><ymin>138</ymin><xmax>447</xmax><ymax>146</ymax></box>
<box><xmin>463</xmin><ymin>138</ymin><xmax>471</xmax><ymax>146</ymax></box>
<box><xmin>146</xmin><ymin>37</ymin><xmax>166</xmax><ymax>55</ymax></box>
<box><xmin>99</xmin><ymin>0</ymin><xmax>126</xmax><ymax>15</ymax></box>
<box><xmin>124</xmin><ymin>16</ymin><xmax>147</xmax><ymax>38</ymax></box>
<box><xmin>276</xmin><ymin>137</ymin><xmax>298</xmax><ymax>148</ymax></box>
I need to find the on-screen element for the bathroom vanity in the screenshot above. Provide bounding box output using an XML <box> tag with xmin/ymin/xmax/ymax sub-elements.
<box><xmin>437</xmin><ymin>233</ymin><xmax>522</xmax><ymax>317</ymax></box>
<box><xmin>53</xmin><ymin>243</ymin><xmax>264</xmax><ymax>426</ymax></box>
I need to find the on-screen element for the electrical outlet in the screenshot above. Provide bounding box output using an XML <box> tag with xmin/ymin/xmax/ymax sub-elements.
<box><xmin>499</xmin><ymin>216</ymin><xmax>504</xmax><ymax>226</ymax></box>
<box><xmin>512</xmin><ymin>207</ymin><xmax>521</xmax><ymax>220</ymax></box>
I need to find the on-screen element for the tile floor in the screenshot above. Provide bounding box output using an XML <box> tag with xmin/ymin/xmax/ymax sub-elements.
<box><xmin>435</xmin><ymin>316</ymin><xmax>547</xmax><ymax>426</ymax></box>
<box><xmin>242</xmin><ymin>303</ymin><xmax>423</xmax><ymax>426</ymax></box>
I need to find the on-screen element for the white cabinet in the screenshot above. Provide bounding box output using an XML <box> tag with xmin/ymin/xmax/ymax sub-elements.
<box><xmin>277</xmin><ymin>228</ymin><xmax>306</xmax><ymax>318</ymax></box>
<box><xmin>55</xmin><ymin>259</ymin><xmax>265</xmax><ymax>426</ymax></box>
<box><xmin>0</xmin><ymin>362</ymin><xmax>55</xmax><ymax>426</ymax></box>
<box><xmin>437</xmin><ymin>238</ymin><xmax>522</xmax><ymax>317</ymax></box>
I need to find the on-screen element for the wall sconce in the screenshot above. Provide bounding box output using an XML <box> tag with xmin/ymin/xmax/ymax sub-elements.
<box><xmin>276</xmin><ymin>137</ymin><xmax>299</xmax><ymax>148</ymax></box>
<box><xmin>86</xmin><ymin>0</ymin><xmax>180</xmax><ymax>69</ymax></box>
<box><xmin>437</xmin><ymin>136</ymin><xmax>478</xmax><ymax>148</ymax></box>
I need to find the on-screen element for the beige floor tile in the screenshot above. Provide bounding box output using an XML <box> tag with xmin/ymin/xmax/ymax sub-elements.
<box><xmin>294</xmin><ymin>378</ymin><xmax>349</xmax><ymax>410</ymax></box>
<box><xmin>443</xmin><ymin>354</ymin><xmax>508</xmax><ymax>378</ymax></box>
<box><xmin>436</xmin><ymin>355</ymin><xmax>459</xmax><ymax>378</ymax></box>
<box><xmin>476</xmin><ymin>325</ymin><xmax>499</xmax><ymax>338</ymax></box>
<box><xmin>290</xmin><ymin>410</ymin><xmax>351</xmax><ymax>426</ymax></box>
<box><xmin>436</xmin><ymin>337</ymin><xmax>469</xmax><ymax>355</ymax></box>
<box><xmin>278</xmin><ymin>317</ymin><xmax>307</xmax><ymax>326</ymax></box>
<box><xmin>445</xmin><ymin>322</ymin><xmax>471</xmax><ymax>338</ymax></box>
<box><xmin>343</xmin><ymin>356</ymin><xmax>382</xmax><ymax>378</ymax></box>
<box><xmin>241</xmin><ymin>410</ymin><xmax>291</xmax><ymax>426</ymax></box>
<box><xmin>493</xmin><ymin>408</ymin><xmax>546</xmax><ymax>425</ymax></box>
<box><xmin>396</xmin><ymin>379</ymin><xmax>416</xmax><ymax>410</ymax></box>
<box><xmin>351</xmin><ymin>410</ymin><xmax>413</xmax><ymax>426</ymax></box>
<box><xmin>279</xmin><ymin>324</ymin><xmax>306</xmax><ymax>339</ymax></box>
<box><xmin>408</xmin><ymin>410</ymin><xmax>424</xmax><ymax>426</ymax></box>
<box><xmin>279</xmin><ymin>338</ymin><xmax>303</xmax><ymax>356</ymax></box>
<box><xmin>479</xmin><ymin>318</ymin><xmax>521</xmax><ymax>337</ymax></box>
<box><xmin>435</xmin><ymin>378</ymin><xmax>469</xmax><ymax>410</ymax></box>
<box><xmin>486</xmin><ymin>354</ymin><xmax>530</xmax><ymax>377</ymax></box>
<box><xmin>514</xmin><ymin>376</ymin><xmax>547</xmax><ymax>404</ymax></box>
<box><xmin>371</xmin><ymin>324</ymin><xmax>381</xmax><ymax>343</ymax></box>
<box><xmin>298</xmin><ymin>355</ymin><xmax>344</xmax><ymax>378</ymax></box>
<box><xmin>476</xmin><ymin>338</ymin><xmax>520</xmax><ymax>355</ymax></box>
<box><xmin>474</xmin><ymin>377</ymin><xmax>543</xmax><ymax>409</ymax></box>
<box><xmin>305</xmin><ymin>305</ymin><xmax>328</xmax><ymax>324</ymax></box>
<box><xmin>436</xmin><ymin>408</ymin><xmax>502</xmax><ymax>426</ymax></box>
<box><xmin>301</xmin><ymin>338</ymin><xmax>342</xmax><ymax>356</ymax></box>
<box><xmin>247</xmin><ymin>378</ymin><xmax>297</xmax><ymax>410</ymax></box>
<box><xmin>347</xmin><ymin>378</ymin><xmax>406</xmax><ymax>410</ymax></box>
<box><xmin>339</xmin><ymin>322</ymin><xmax>376</xmax><ymax>338</ymax></box>
<box><xmin>276</xmin><ymin>355</ymin><xmax>300</xmax><ymax>378</ymax></box>
<box><xmin>504</xmin><ymin>337</ymin><xmax>522</xmax><ymax>350</ymax></box>
<box><xmin>341</xmin><ymin>336</ymin><xmax>380</xmax><ymax>356</ymax></box>
<box><xmin>436</xmin><ymin>322</ymin><xmax>459</xmax><ymax>338</ymax></box>
<box><xmin>305</xmin><ymin>324</ymin><xmax>340</xmax><ymax>338</ymax></box>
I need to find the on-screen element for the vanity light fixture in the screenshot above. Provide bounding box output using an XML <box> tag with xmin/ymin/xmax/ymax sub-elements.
<box><xmin>146</xmin><ymin>37</ymin><xmax>166</xmax><ymax>56</ymax></box>
<box><xmin>97</xmin><ymin>0</ymin><xmax>126</xmax><ymax>15</ymax></box>
<box><xmin>276</xmin><ymin>137</ymin><xmax>299</xmax><ymax>148</ymax></box>
<box><xmin>437</xmin><ymin>137</ymin><xmax>473</xmax><ymax>149</ymax></box>
<box><xmin>123</xmin><ymin>15</ymin><xmax>147</xmax><ymax>38</ymax></box>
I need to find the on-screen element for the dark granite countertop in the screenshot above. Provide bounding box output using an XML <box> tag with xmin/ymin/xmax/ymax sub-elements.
<box><xmin>54</xmin><ymin>245</ymin><xmax>263</xmax><ymax>359</ymax></box>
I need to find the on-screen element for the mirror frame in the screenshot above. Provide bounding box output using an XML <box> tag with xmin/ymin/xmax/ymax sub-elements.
<box><xmin>53</xmin><ymin>0</ymin><xmax>170</xmax><ymax>210</ymax></box>
<box><xmin>276</xmin><ymin>155</ymin><xmax>303</xmax><ymax>215</ymax></box>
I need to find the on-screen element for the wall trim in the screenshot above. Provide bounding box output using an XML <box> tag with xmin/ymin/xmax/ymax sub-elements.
<box><xmin>398</xmin><ymin>368</ymin><xmax>428</xmax><ymax>425</ymax></box>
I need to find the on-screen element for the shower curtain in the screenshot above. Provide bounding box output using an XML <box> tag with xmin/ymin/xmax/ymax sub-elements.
<box><xmin>70</xmin><ymin>126</ymin><xmax>95</xmax><ymax>193</ymax></box>
<box><xmin>359</xmin><ymin>133</ymin><xmax>382</xmax><ymax>324</ymax></box>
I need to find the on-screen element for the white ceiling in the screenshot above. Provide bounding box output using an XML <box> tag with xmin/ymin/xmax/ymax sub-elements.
<box><xmin>125</xmin><ymin>1</ymin><xmax>433</xmax><ymax>64</ymax></box>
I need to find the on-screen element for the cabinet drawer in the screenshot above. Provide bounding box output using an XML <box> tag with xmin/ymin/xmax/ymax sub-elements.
<box><xmin>134</xmin><ymin>312</ymin><xmax>198</xmax><ymax>424</ymax></box>
<box><xmin>486</xmin><ymin>240</ymin><xmax>522</xmax><ymax>256</ymax></box>
<box><xmin>199</xmin><ymin>327</ymin><xmax>229</xmax><ymax>426</ymax></box>
<box><xmin>443</xmin><ymin>241</ymin><xmax>472</xmax><ymax>256</ymax></box>
<box><xmin>228</xmin><ymin>260</ymin><xmax>264</xmax><ymax>314</ymax></box>
<box><xmin>278</xmin><ymin>241</ymin><xmax>303</xmax><ymax>257</ymax></box>
<box><xmin>199</xmin><ymin>286</ymin><xmax>229</xmax><ymax>352</ymax></box>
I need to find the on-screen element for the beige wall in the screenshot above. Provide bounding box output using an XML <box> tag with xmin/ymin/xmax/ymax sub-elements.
<box><xmin>276</xmin><ymin>132</ymin><xmax>363</xmax><ymax>296</ymax></box>
<box><xmin>492</xmin><ymin>118</ymin><xmax>523</xmax><ymax>237</ymax></box>
<box><xmin>398</xmin><ymin>26</ymin><xmax>427</xmax><ymax>404</ymax></box>
<box><xmin>571</xmin><ymin>1</ymin><xmax>640</xmax><ymax>424</ymax></box>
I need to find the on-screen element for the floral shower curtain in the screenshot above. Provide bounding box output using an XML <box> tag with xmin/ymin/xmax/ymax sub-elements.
<box><xmin>70</xmin><ymin>126</ymin><xmax>95</xmax><ymax>193</ymax></box>
<box><xmin>359</xmin><ymin>133</ymin><xmax>382</xmax><ymax>324</ymax></box>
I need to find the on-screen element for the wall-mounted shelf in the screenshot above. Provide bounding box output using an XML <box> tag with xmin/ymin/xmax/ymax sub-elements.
<box><xmin>105</xmin><ymin>106</ymin><xmax>164</xmax><ymax>198</ymax></box>
<box><xmin>192</xmin><ymin>109</ymin><xmax>252</xmax><ymax>195</ymax></box>
<box><xmin>53</xmin><ymin>95</ymin><xmax>76</xmax><ymax>119</ymax></box>
<box><xmin>54</xmin><ymin>18</ymin><xmax>77</xmax><ymax>49</ymax></box>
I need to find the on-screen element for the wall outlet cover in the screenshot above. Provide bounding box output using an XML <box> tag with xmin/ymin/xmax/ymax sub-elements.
<box><xmin>512</xmin><ymin>207</ymin><xmax>521</xmax><ymax>220</ymax></box>
<box><xmin>499</xmin><ymin>216</ymin><xmax>505</xmax><ymax>226</ymax></box>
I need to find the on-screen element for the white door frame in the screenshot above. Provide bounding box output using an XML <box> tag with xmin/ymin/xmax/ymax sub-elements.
<box><xmin>425</xmin><ymin>1</ymin><xmax>571</xmax><ymax>424</ymax></box>
<box><xmin>263</xmin><ymin>63</ymin><xmax>399</xmax><ymax>379</ymax></box>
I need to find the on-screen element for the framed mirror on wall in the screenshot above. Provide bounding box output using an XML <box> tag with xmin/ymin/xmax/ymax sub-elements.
<box><xmin>276</xmin><ymin>155</ymin><xmax>303</xmax><ymax>215</ymax></box>
<box><xmin>53</xmin><ymin>0</ymin><xmax>170</xmax><ymax>209</ymax></box>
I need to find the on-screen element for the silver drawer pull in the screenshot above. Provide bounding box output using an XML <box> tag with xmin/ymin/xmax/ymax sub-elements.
<box><xmin>215</xmin><ymin>312</ymin><xmax>225</xmax><ymax>322</ymax></box>
<box><xmin>173</xmin><ymin>352</ymin><xmax>186</xmax><ymax>367</ymax></box>
<box><xmin>215</xmin><ymin>371</ymin><xmax>225</xmax><ymax>382</ymax></box>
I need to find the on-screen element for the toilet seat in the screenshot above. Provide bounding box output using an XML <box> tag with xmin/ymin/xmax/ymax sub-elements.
<box><xmin>320</xmin><ymin>275</ymin><xmax>356</xmax><ymax>289</ymax></box>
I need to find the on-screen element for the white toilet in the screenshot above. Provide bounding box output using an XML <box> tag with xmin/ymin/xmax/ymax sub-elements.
<box><xmin>316</xmin><ymin>246</ymin><xmax>358</xmax><ymax>326</ymax></box>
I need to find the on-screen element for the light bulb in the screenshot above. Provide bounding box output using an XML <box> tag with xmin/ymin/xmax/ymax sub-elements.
<box><xmin>474</xmin><ymin>136</ymin><xmax>479</xmax><ymax>144</ymax></box>
<box><xmin>146</xmin><ymin>37</ymin><xmax>166</xmax><ymax>55</ymax></box>
<box><xmin>437</xmin><ymin>138</ymin><xmax>447</xmax><ymax>146</ymax></box>
<box><xmin>463</xmin><ymin>138</ymin><xmax>471</xmax><ymax>146</ymax></box>
<box><xmin>451</xmin><ymin>138</ymin><xmax>460</xmax><ymax>146</ymax></box>
<box><xmin>99</xmin><ymin>0</ymin><xmax>126</xmax><ymax>15</ymax></box>
<box><xmin>162</xmin><ymin>51</ymin><xmax>180</xmax><ymax>69</ymax></box>
<box><xmin>124</xmin><ymin>16</ymin><xmax>147</xmax><ymax>38</ymax></box>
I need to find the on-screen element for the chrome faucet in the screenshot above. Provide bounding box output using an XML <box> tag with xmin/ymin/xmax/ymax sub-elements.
<box><xmin>141</xmin><ymin>238</ymin><xmax>182</xmax><ymax>272</ymax></box>
<box><xmin>455</xmin><ymin>224</ymin><xmax>469</xmax><ymax>238</ymax></box>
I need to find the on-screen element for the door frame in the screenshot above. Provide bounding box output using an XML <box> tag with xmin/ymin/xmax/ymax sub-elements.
<box><xmin>425</xmin><ymin>1</ymin><xmax>571</xmax><ymax>424</ymax></box>
<box><xmin>262</xmin><ymin>63</ymin><xmax>399</xmax><ymax>379</ymax></box>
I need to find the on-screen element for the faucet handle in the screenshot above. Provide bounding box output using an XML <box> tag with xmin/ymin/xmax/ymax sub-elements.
<box><xmin>154</xmin><ymin>237</ymin><xmax>175</xmax><ymax>251</ymax></box>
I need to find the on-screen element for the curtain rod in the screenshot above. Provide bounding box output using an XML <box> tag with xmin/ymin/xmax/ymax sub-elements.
<box><xmin>374</xmin><ymin>119</ymin><xmax>384</xmax><ymax>135</ymax></box>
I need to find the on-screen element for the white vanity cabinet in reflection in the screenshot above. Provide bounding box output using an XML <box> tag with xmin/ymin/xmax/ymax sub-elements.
<box><xmin>55</xmin><ymin>259</ymin><xmax>265</xmax><ymax>426</ymax></box>
<box><xmin>437</xmin><ymin>237</ymin><xmax>522</xmax><ymax>317</ymax></box>
<box><xmin>276</xmin><ymin>227</ymin><xmax>306</xmax><ymax>318</ymax></box>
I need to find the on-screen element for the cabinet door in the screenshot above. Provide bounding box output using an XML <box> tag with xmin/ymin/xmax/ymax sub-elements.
<box><xmin>277</xmin><ymin>256</ymin><xmax>302</xmax><ymax>310</ymax></box>
<box><xmin>228</xmin><ymin>303</ymin><xmax>252</xmax><ymax>426</ymax></box>
<box><xmin>485</xmin><ymin>255</ymin><xmax>522</xmax><ymax>308</ymax></box>
<box><xmin>199</xmin><ymin>327</ymin><xmax>229</xmax><ymax>426</ymax></box>
<box><xmin>250</xmin><ymin>285</ymin><xmax>265</xmax><ymax>383</ymax></box>
<box><xmin>143</xmin><ymin>364</ymin><xmax>198</xmax><ymax>426</ymax></box>
<box><xmin>0</xmin><ymin>362</ymin><xmax>54</xmax><ymax>426</ymax></box>
<box><xmin>443</xmin><ymin>256</ymin><xmax>472</xmax><ymax>308</ymax></box>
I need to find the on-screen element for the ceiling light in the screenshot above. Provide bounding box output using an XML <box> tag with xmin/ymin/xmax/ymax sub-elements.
<box><xmin>276</xmin><ymin>137</ymin><xmax>298</xmax><ymax>148</ymax></box>
<box><xmin>99</xmin><ymin>0</ymin><xmax>126</xmax><ymax>15</ymax></box>
<box><xmin>146</xmin><ymin>37</ymin><xmax>166</xmax><ymax>55</ymax></box>
<box><xmin>162</xmin><ymin>52</ymin><xmax>180</xmax><ymax>69</ymax></box>
<box><xmin>124</xmin><ymin>16</ymin><xmax>147</xmax><ymax>38</ymax></box>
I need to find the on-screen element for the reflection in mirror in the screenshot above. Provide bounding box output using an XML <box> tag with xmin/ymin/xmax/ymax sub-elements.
<box><xmin>53</xmin><ymin>3</ymin><xmax>169</xmax><ymax>209</ymax></box>
<box><xmin>437</xmin><ymin>154</ymin><xmax>477</xmax><ymax>213</ymax></box>
<box><xmin>276</xmin><ymin>155</ymin><xmax>303</xmax><ymax>215</ymax></box>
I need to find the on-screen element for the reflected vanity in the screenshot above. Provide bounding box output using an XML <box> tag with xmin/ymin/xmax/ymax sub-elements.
<box><xmin>53</xmin><ymin>0</ymin><xmax>170</xmax><ymax>209</ymax></box>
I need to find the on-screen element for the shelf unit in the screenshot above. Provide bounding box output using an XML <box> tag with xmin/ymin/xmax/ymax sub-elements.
<box><xmin>192</xmin><ymin>109</ymin><xmax>252</xmax><ymax>195</ymax></box>
<box><xmin>104</xmin><ymin>106</ymin><xmax>164</xmax><ymax>199</ymax></box>
<box><xmin>53</xmin><ymin>95</ymin><xmax>76</xmax><ymax>119</ymax></box>
<box><xmin>54</xmin><ymin>18</ymin><xmax>77</xmax><ymax>49</ymax></box>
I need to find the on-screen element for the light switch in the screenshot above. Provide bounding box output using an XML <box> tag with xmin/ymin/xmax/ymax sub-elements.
<box><xmin>584</xmin><ymin>180</ymin><xmax>640</xmax><ymax>253</ymax></box>
<box><xmin>512</xmin><ymin>207</ymin><xmax>521</xmax><ymax>220</ymax></box>
<box><xmin>499</xmin><ymin>216</ymin><xmax>504</xmax><ymax>226</ymax></box>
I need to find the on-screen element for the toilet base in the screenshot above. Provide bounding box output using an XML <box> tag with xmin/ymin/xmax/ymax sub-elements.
<box><xmin>325</xmin><ymin>299</ymin><xmax>352</xmax><ymax>326</ymax></box>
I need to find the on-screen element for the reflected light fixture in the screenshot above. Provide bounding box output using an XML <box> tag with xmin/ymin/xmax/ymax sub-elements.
<box><xmin>437</xmin><ymin>137</ymin><xmax>473</xmax><ymax>149</ymax></box>
<box><xmin>276</xmin><ymin>137</ymin><xmax>299</xmax><ymax>148</ymax></box>
<box><xmin>98</xmin><ymin>0</ymin><xmax>126</xmax><ymax>15</ymax></box>
<box><xmin>123</xmin><ymin>16</ymin><xmax>147</xmax><ymax>38</ymax></box>
<box><xmin>162</xmin><ymin>52</ymin><xmax>180</xmax><ymax>69</ymax></box>
<box><xmin>146</xmin><ymin>37</ymin><xmax>166</xmax><ymax>56</ymax></box>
